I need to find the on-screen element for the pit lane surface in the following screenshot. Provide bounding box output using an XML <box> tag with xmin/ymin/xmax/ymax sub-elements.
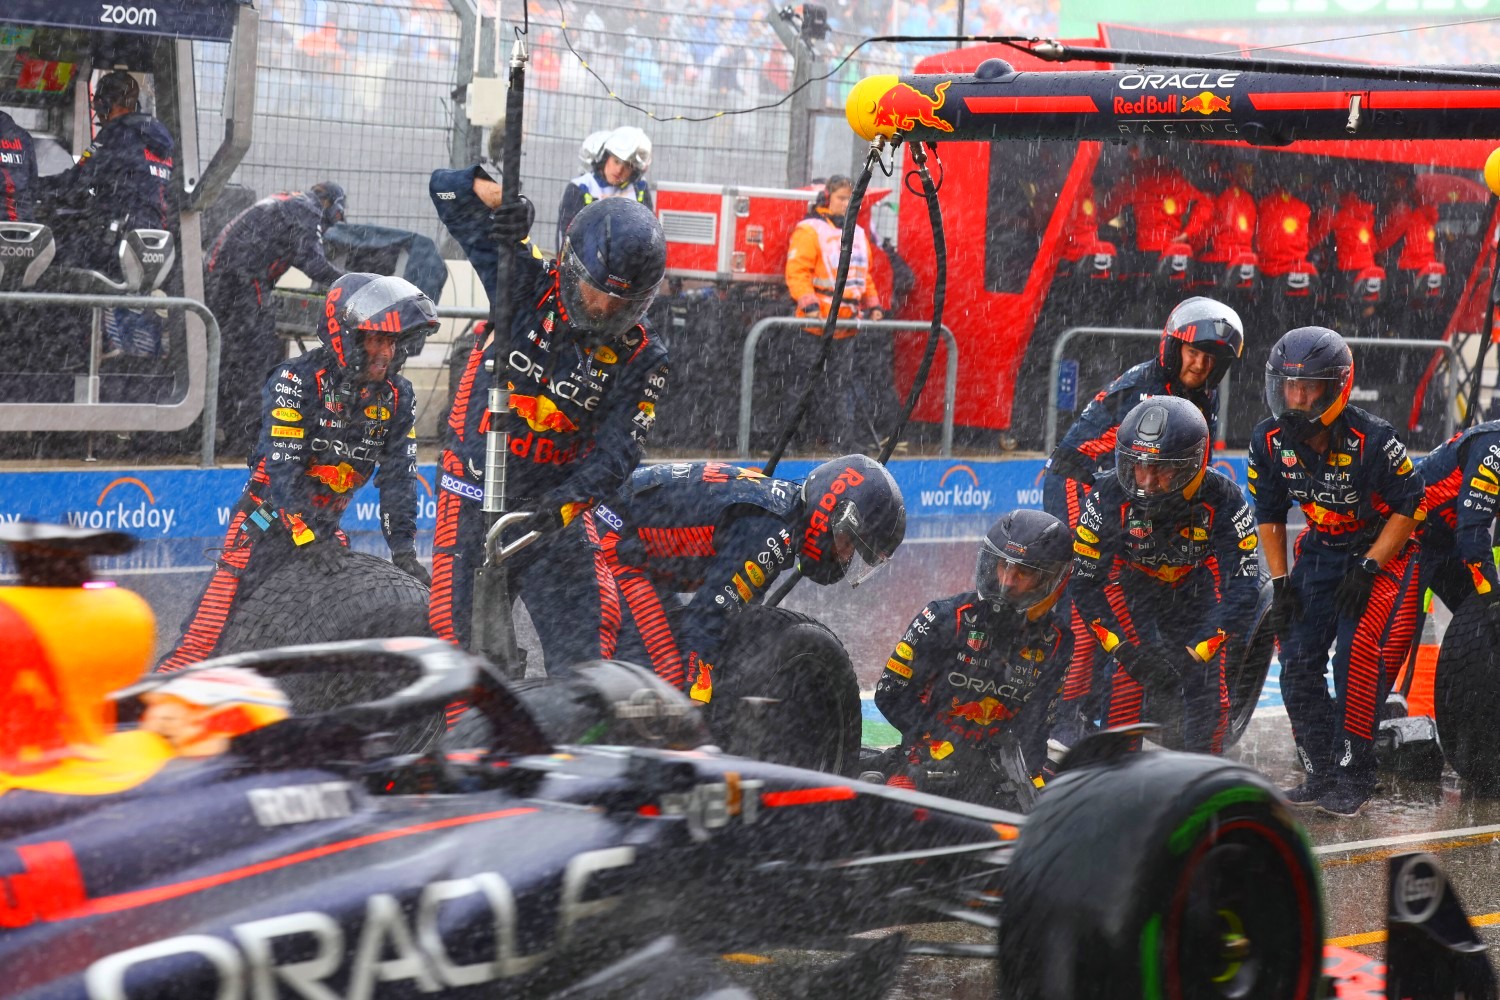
<box><xmin>59</xmin><ymin>517</ymin><xmax>1500</xmax><ymax>995</ymax></box>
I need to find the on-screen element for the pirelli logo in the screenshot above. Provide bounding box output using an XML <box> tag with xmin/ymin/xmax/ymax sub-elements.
<box><xmin>1073</xmin><ymin>541</ymin><xmax>1100</xmax><ymax>559</ymax></box>
<box><xmin>885</xmin><ymin>658</ymin><xmax>913</xmax><ymax>679</ymax></box>
<box><xmin>1472</xmin><ymin>476</ymin><xmax>1500</xmax><ymax>495</ymax></box>
<box><xmin>271</xmin><ymin>425</ymin><xmax>305</xmax><ymax>439</ymax></box>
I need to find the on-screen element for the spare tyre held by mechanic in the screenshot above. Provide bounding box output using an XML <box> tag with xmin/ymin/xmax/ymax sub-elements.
<box><xmin>157</xmin><ymin>274</ymin><xmax>436</xmax><ymax>671</ymax></box>
<box><xmin>1072</xmin><ymin>396</ymin><xmax>1261</xmax><ymax>755</ymax></box>
<box><xmin>1044</xmin><ymin>296</ymin><xmax>1244</xmax><ymax>734</ymax></box>
<box><xmin>426</xmin><ymin>167</ymin><xmax>670</xmax><ymax>650</ymax></box>
<box><xmin>1249</xmin><ymin>326</ymin><xmax>1425</xmax><ymax>817</ymax></box>
<box><xmin>1414</xmin><ymin>420</ymin><xmax>1500</xmax><ymax>620</ymax></box>
<box><xmin>871</xmin><ymin>509</ymin><xmax>1073</xmax><ymax>799</ymax></box>
<box><xmin>521</xmin><ymin>455</ymin><xmax>905</xmax><ymax>698</ymax></box>
<box><xmin>206</xmin><ymin>183</ymin><xmax>348</xmax><ymax>456</ymax></box>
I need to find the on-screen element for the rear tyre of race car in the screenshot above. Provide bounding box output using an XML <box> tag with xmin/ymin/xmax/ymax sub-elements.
<box><xmin>1434</xmin><ymin>592</ymin><xmax>1500</xmax><ymax>794</ymax></box>
<box><xmin>708</xmin><ymin>605</ymin><xmax>861</xmax><ymax>776</ymax></box>
<box><xmin>997</xmin><ymin>751</ymin><xmax>1323</xmax><ymax>1000</ymax></box>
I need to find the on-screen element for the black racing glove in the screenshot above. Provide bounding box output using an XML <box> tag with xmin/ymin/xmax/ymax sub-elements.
<box><xmin>1113</xmin><ymin>641</ymin><xmax>1182</xmax><ymax>691</ymax></box>
<box><xmin>1334</xmin><ymin>560</ymin><xmax>1379</xmax><ymax>619</ymax></box>
<box><xmin>490</xmin><ymin>197</ymin><xmax>535</xmax><ymax>244</ymax></box>
<box><xmin>1266</xmin><ymin>576</ymin><xmax>1303</xmax><ymax>635</ymax></box>
<box><xmin>518</xmin><ymin>505</ymin><xmax>565</xmax><ymax>538</ymax></box>
<box><xmin>391</xmin><ymin>549</ymin><xmax>431</xmax><ymax>586</ymax></box>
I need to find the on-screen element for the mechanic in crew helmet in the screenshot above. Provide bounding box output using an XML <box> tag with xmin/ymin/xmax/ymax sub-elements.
<box><xmin>556</xmin><ymin>125</ymin><xmax>654</xmax><ymax>252</ymax></box>
<box><xmin>207</xmin><ymin>182</ymin><xmax>349</xmax><ymax>455</ymax></box>
<box><xmin>1413</xmin><ymin>420</ymin><xmax>1500</xmax><ymax>624</ymax></box>
<box><xmin>872</xmin><ymin>508</ymin><xmax>1074</xmax><ymax>798</ymax></box>
<box><xmin>158</xmin><ymin>274</ymin><xmax>437</xmax><ymax>672</ymax></box>
<box><xmin>518</xmin><ymin>455</ymin><xmax>905</xmax><ymax>700</ymax></box>
<box><xmin>427</xmin><ymin>166</ymin><xmax>670</xmax><ymax>650</ymax></box>
<box><xmin>1249</xmin><ymin>326</ymin><xmax>1425</xmax><ymax>816</ymax></box>
<box><xmin>1071</xmin><ymin>396</ymin><xmax>1261</xmax><ymax>755</ymax></box>
<box><xmin>1044</xmin><ymin>296</ymin><xmax>1244</xmax><ymax>735</ymax></box>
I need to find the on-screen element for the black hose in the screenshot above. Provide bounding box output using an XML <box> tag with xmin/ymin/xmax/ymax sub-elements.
<box><xmin>763</xmin><ymin>156</ymin><xmax>879</xmax><ymax>477</ymax></box>
<box><xmin>877</xmin><ymin>141</ymin><xmax>945</xmax><ymax>466</ymax></box>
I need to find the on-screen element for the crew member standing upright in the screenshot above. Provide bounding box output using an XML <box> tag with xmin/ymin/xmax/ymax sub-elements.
<box><xmin>427</xmin><ymin>165</ymin><xmax>670</xmax><ymax>651</ymax></box>
<box><xmin>1249</xmin><ymin>326</ymin><xmax>1425</xmax><ymax>817</ymax></box>
<box><xmin>206</xmin><ymin>183</ymin><xmax>349</xmax><ymax>455</ymax></box>
<box><xmin>0</xmin><ymin>109</ymin><xmax>37</xmax><ymax>222</ymax></box>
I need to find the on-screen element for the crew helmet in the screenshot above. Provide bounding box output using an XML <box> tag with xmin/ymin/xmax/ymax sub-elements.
<box><xmin>92</xmin><ymin>71</ymin><xmax>140</xmax><ymax>122</ymax></box>
<box><xmin>559</xmin><ymin>198</ymin><xmax>665</xmax><ymax>345</ymax></box>
<box><xmin>975</xmin><ymin>509</ymin><xmax>1072</xmax><ymax>620</ymax></box>
<box><xmin>310</xmin><ymin>181</ymin><xmax>347</xmax><ymax>228</ymax></box>
<box><xmin>1158</xmin><ymin>296</ymin><xmax>1244</xmax><ymax>391</ymax></box>
<box><xmin>317</xmin><ymin>273</ymin><xmax>438</xmax><ymax>378</ymax></box>
<box><xmin>797</xmin><ymin>454</ymin><xmax>906</xmax><ymax>585</ymax></box>
<box><xmin>1264</xmin><ymin>326</ymin><xmax>1355</xmax><ymax>441</ymax></box>
<box><xmin>1115</xmin><ymin>396</ymin><xmax>1211</xmax><ymax>510</ymax></box>
<box><xmin>598</xmin><ymin>125</ymin><xmax>652</xmax><ymax>179</ymax></box>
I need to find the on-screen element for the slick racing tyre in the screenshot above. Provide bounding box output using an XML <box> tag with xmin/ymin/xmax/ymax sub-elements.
<box><xmin>1435</xmin><ymin>592</ymin><xmax>1500</xmax><ymax>794</ymax></box>
<box><xmin>708</xmin><ymin>606</ymin><xmax>861</xmax><ymax>776</ymax></box>
<box><xmin>998</xmin><ymin>751</ymin><xmax>1323</xmax><ymax>1000</ymax></box>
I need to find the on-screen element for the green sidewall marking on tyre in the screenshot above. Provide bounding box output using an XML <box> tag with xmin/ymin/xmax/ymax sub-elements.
<box><xmin>1168</xmin><ymin>786</ymin><xmax>1268</xmax><ymax>855</ymax></box>
<box><xmin>1141</xmin><ymin>912</ymin><xmax>1164</xmax><ymax>1000</ymax></box>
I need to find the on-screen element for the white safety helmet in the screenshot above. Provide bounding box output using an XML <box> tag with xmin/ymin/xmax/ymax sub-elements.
<box><xmin>600</xmin><ymin>126</ymin><xmax>652</xmax><ymax>177</ymax></box>
<box><xmin>579</xmin><ymin>129</ymin><xmax>612</xmax><ymax>169</ymax></box>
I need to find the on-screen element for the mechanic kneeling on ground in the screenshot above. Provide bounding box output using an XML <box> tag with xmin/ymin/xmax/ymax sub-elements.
<box><xmin>1412</xmin><ymin>420</ymin><xmax>1500</xmax><ymax>621</ymax></box>
<box><xmin>426</xmin><ymin>167</ymin><xmax>670</xmax><ymax>654</ymax></box>
<box><xmin>1044</xmin><ymin>296</ymin><xmax>1244</xmax><ymax>739</ymax></box>
<box><xmin>1071</xmin><ymin>396</ymin><xmax>1261</xmax><ymax>755</ymax></box>
<box><xmin>1250</xmin><ymin>326</ymin><xmax>1425</xmax><ymax>817</ymax></box>
<box><xmin>870</xmin><ymin>509</ymin><xmax>1073</xmax><ymax>801</ymax></box>
<box><xmin>157</xmin><ymin>274</ymin><xmax>437</xmax><ymax>671</ymax></box>
<box><xmin>520</xmin><ymin>455</ymin><xmax>905</xmax><ymax>701</ymax></box>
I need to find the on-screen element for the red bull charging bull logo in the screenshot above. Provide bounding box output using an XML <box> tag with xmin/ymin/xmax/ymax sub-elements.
<box><xmin>948</xmin><ymin>696</ymin><xmax>1012</xmax><ymax>727</ymax></box>
<box><xmin>307</xmin><ymin>462</ymin><xmax>364</xmax><ymax>493</ymax></box>
<box><xmin>1182</xmin><ymin>91</ymin><xmax>1231</xmax><ymax>115</ymax></box>
<box><xmin>510</xmin><ymin>393</ymin><xmax>579</xmax><ymax>434</ymax></box>
<box><xmin>846</xmin><ymin>74</ymin><xmax>954</xmax><ymax>139</ymax></box>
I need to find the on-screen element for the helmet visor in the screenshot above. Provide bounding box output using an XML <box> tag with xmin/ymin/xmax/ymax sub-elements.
<box><xmin>830</xmin><ymin>502</ymin><xmax>892</xmax><ymax>587</ymax></box>
<box><xmin>1115</xmin><ymin>449</ymin><xmax>1203</xmax><ymax>502</ymax></box>
<box><xmin>976</xmin><ymin>541</ymin><xmax>1069</xmax><ymax>612</ymax></box>
<box><xmin>559</xmin><ymin>250</ymin><xmax>657</xmax><ymax>342</ymax></box>
<box><xmin>1265</xmin><ymin>371</ymin><xmax>1346</xmax><ymax>423</ymax></box>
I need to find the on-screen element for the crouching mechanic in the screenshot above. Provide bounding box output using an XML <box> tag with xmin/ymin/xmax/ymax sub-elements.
<box><xmin>520</xmin><ymin>455</ymin><xmax>905</xmax><ymax>698</ymax></box>
<box><xmin>158</xmin><ymin>274</ymin><xmax>437</xmax><ymax>671</ymax></box>
<box><xmin>871</xmin><ymin>509</ymin><xmax>1073</xmax><ymax>801</ymax></box>
<box><xmin>1414</xmin><ymin>420</ymin><xmax>1500</xmax><ymax>620</ymax></box>
<box><xmin>1251</xmin><ymin>326</ymin><xmax>1424</xmax><ymax>817</ymax></box>
<box><xmin>426</xmin><ymin>166</ymin><xmax>670</xmax><ymax>650</ymax></box>
<box><xmin>1072</xmin><ymin>396</ymin><xmax>1261</xmax><ymax>755</ymax></box>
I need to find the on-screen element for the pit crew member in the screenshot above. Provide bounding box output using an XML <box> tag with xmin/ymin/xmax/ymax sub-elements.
<box><xmin>426</xmin><ymin>167</ymin><xmax>670</xmax><ymax>649</ymax></box>
<box><xmin>1071</xmin><ymin>396</ymin><xmax>1260</xmax><ymax>754</ymax></box>
<box><xmin>0</xmin><ymin>109</ymin><xmax>37</xmax><ymax>222</ymax></box>
<box><xmin>871</xmin><ymin>508</ymin><xmax>1073</xmax><ymax>798</ymax></box>
<box><xmin>157</xmin><ymin>274</ymin><xmax>436</xmax><ymax>671</ymax></box>
<box><xmin>206</xmin><ymin>183</ymin><xmax>348</xmax><ymax>455</ymax></box>
<box><xmin>521</xmin><ymin>455</ymin><xmax>905</xmax><ymax>700</ymax></box>
<box><xmin>1250</xmin><ymin>326</ymin><xmax>1425</xmax><ymax>817</ymax></box>
<box><xmin>1414</xmin><ymin>420</ymin><xmax>1500</xmax><ymax>619</ymax></box>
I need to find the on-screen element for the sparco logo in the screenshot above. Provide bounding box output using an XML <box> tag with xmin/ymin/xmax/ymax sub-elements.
<box><xmin>1392</xmin><ymin>854</ymin><xmax>1444</xmax><ymax>924</ymax></box>
<box><xmin>101</xmin><ymin>3</ymin><xmax>158</xmax><ymax>26</ymax></box>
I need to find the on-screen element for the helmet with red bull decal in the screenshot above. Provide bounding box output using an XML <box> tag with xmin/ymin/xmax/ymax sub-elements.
<box><xmin>1264</xmin><ymin>326</ymin><xmax>1354</xmax><ymax>442</ymax></box>
<box><xmin>317</xmin><ymin>273</ymin><xmax>438</xmax><ymax>379</ymax></box>
<box><xmin>1115</xmin><ymin>396</ymin><xmax>1210</xmax><ymax>512</ymax></box>
<box><xmin>1158</xmin><ymin>296</ymin><xmax>1244</xmax><ymax>391</ymax></box>
<box><xmin>559</xmin><ymin>198</ymin><xmax>666</xmax><ymax>347</ymax></box>
<box><xmin>975</xmin><ymin>508</ymin><xmax>1071</xmax><ymax>620</ymax></box>
<box><xmin>797</xmin><ymin>454</ymin><xmax>906</xmax><ymax>586</ymax></box>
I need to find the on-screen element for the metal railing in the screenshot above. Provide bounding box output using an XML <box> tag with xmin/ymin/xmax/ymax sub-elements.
<box><xmin>0</xmin><ymin>292</ymin><xmax>221</xmax><ymax>468</ymax></box>
<box><xmin>1046</xmin><ymin>326</ymin><xmax>1461</xmax><ymax>454</ymax></box>
<box><xmin>739</xmin><ymin>317</ymin><xmax>958</xmax><ymax>458</ymax></box>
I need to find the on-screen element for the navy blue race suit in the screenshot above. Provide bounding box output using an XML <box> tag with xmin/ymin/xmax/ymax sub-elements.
<box><xmin>426</xmin><ymin>166</ymin><xmax>670</xmax><ymax>649</ymax></box>
<box><xmin>520</xmin><ymin>461</ymin><xmax>801</xmax><ymax>697</ymax></box>
<box><xmin>39</xmin><ymin>111</ymin><xmax>174</xmax><ymax>273</ymax></box>
<box><xmin>1248</xmin><ymin>405</ymin><xmax>1425</xmax><ymax>796</ymax></box>
<box><xmin>206</xmin><ymin>192</ymin><xmax>348</xmax><ymax>455</ymax></box>
<box><xmin>1415</xmin><ymin>421</ymin><xmax>1500</xmax><ymax>611</ymax></box>
<box><xmin>873</xmin><ymin>592</ymin><xmax>1072</xmax><ymax>797</ymax></box>
<box><xmin>0</xmin><ymin>111</ymin><xmax>38</xmax><ymax>222</ymax></box>
<box><xmin>1069</xmin><ymin>468</ymin><xmax>1260</xmax><ymax>753</ymax></box>
<box><xmin>1044</xmin><ymin>359</ymin><xmax>1219</xmax><ymax>718</ymax></box>
<box><xmin>159</xmin><ymin>347</ymin><xmax>419</xmax><ymax>670</ymax></box>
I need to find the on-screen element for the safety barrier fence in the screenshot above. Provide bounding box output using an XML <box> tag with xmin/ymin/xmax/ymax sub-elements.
<box><xmin>738</xmin><ymin>317</ymin><xmax>958</xmax><ymax>458</ymax></box>
<box><xmin>0</xmin><ymin>292</ymin><xmax>221</xmax><ymax>468</ymax></box>
<box><xmin>1045</xmin><ymin>326</ymin><xmax>1460</xmax><ymax>455</ymax></box>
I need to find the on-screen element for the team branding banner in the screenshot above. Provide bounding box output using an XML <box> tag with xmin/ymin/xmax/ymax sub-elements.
<box><xmin>7</xmin><ymin>0</ymin><xmax>242</xmax><ymax>41</ymax></box>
